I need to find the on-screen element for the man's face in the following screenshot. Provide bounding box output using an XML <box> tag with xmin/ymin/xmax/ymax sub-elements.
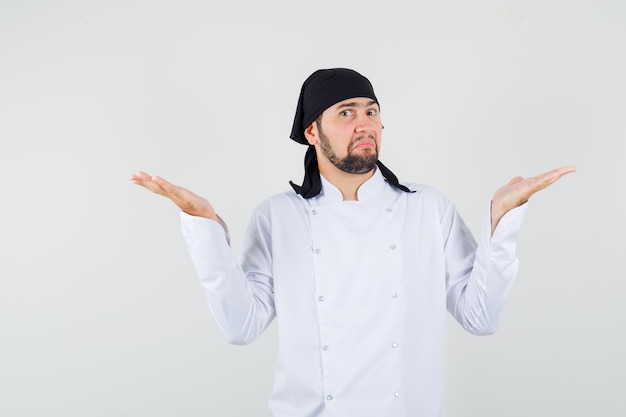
<box><xmin>306</xmin><ymin>97</ymin><xmax>382</xmax><ymax>175</ymax></box>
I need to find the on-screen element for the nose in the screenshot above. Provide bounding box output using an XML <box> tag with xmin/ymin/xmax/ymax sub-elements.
<box><xmin>354</xmin><ymin>112</ymin><xmax>376</xmax><ymax>133</ymax></box>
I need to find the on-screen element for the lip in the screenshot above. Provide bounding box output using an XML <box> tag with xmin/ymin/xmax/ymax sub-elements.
<box><xmin>351</xmin><ymin>138</ymin><xmax>376</xmax><ymax>150</ymax></box>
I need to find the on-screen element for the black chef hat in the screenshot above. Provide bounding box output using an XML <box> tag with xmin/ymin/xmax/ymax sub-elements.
<box><xmin>288</xmin><ymin>68</ymin><xmax>413</xmax><ymax>198</ymax></box>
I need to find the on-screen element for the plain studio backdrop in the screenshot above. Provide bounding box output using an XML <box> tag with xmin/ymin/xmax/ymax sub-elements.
<box><xmin>1</xmin><ymin>0</ymin><xmax>624</xmax><ymax>416</ymax></box>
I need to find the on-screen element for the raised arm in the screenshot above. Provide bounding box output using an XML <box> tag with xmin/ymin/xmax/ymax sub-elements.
<box><xmin>130</xmin><ymin>171</ymin><xmax>274</xmax><ymax>343</ymax></box>
<box><xmin>446</xmin><ymin>165</ymin><xmax>576</xmax><ymax>334</ymax></box>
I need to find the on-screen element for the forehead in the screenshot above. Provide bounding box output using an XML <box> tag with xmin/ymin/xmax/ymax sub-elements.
<box><xmin>327</xmin><ymin>97</ymin><xmax>379</xmax><ymax>111</ymax></box>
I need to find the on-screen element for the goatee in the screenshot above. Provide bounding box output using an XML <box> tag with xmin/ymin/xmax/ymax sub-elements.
<box><xmin>318</xmin><ymin>129</ymin><xmax>378</xmax><ymax>175</ymax></box>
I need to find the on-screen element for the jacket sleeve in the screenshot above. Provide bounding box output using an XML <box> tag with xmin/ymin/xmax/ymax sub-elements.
<box><xmin>180</xmin><ymin>209</ymin><xmax>275</xmax><ymax>345</ymax></box>
<box><xmin>443</xmin><ymin>201</ymin><xmax>528</xmax><ymax>335</ymax></box>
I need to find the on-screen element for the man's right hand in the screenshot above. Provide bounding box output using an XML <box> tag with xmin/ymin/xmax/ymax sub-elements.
<box><xmin>130</xmin><ymin>171</ymin><xmax>219</xmax><ymax>221</ymax></box>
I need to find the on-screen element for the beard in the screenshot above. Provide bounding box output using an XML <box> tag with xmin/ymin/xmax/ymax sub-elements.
<box><xmin>317</xmin><ymin>127</ymin><xmax>379</xmax><ymax>175</ymax></box>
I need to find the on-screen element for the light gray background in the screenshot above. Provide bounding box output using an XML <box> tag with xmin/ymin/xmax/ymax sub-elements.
<box><xmin>1</xmin><ymin>0</ymin><xmax>624</xmax><ymax>416</ymax></box>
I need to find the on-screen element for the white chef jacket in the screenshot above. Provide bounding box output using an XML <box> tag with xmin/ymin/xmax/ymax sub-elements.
<box><xmin>181</xmin><ymin>167</ymin><xmax>527</xmax><ymax>417</ymax></box>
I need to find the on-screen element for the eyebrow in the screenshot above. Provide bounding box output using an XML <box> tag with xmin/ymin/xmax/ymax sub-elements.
<box><xmin>335</xmin><ymin>100</ymin><xmax>378</xmax><ymax>109</ymax></box>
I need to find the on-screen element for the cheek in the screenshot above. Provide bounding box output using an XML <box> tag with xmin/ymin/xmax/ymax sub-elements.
<box><xmin>326</xmin><ymin>128</ymin><xmax>352</xmax><ymax>147</ymax></box>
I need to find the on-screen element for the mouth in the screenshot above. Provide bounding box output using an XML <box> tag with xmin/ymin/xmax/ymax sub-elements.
<box><xmin>350</xmin><ymin>135</ymin><xmax>377</xmax><ymax>151</ymax></box>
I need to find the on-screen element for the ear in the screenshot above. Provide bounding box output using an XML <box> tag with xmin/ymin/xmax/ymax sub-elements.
<box><xmin>304</xmin><ymin>122</ymin><xmax>317</xmax><ymax>145</ymax></box>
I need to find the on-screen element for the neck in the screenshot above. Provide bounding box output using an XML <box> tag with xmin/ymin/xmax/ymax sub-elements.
<box><xmin>318</xmin><ymin>161</ymin><xmax>376</xmax><ymax>201</ymax></box>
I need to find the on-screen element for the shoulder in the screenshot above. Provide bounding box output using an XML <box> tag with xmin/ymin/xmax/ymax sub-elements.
<box><xmin>401</xmin><ymin>181</ymin><xmax>453</xmax><ymax>206</ymax></box>
<box><xmin>397</xmin><ymin>181</ymin><xmax>464</xmax><ymax>230</ymax></box>
<box><xmin>251</xmin><ymin>189</ymin><xmax>308</xmax><ymax>217</ymax></box>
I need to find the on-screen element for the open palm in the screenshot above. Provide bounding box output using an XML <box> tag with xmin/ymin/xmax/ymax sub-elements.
<box><xmin>491</xmin><ymin>166</ymin><xmax>576</xmax><ymax>234</ymax></box>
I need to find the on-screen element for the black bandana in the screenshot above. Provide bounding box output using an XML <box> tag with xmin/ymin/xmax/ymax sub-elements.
<box><xmin>290</xmin><ymin>68</ymin><xmax>378</xmax><ymax>144</ymax></box>
<box><xmin>289</xmin><ymin>68</ymin><xmax>413</xmax><ymax>198</ymax></box>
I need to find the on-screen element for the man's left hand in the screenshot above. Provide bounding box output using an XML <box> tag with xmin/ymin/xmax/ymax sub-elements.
<box><xmin>491</xmin><ymin>166</ymin><xmax>576</xmax><ymax>235</ymax></box>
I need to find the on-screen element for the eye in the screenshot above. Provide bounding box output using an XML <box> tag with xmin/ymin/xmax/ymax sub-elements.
<box><xmin>340</xmin><ymin>109</ymin><xmax>354</xmax><ymax>117</ymax></box>
<box><xmin>367</xmin><ymin>109</ymin><xmax>378</xmax><ymax>116</ymax></box>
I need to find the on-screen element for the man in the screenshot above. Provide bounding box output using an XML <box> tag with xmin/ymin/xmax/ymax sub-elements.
<box><xmin>131</xmin><ymin>68</ymin><xmax>575</xmax><ymax>417</ymax></box>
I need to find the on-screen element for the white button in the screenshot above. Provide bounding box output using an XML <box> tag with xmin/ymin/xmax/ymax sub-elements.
<box><xmin>394</xmin><ymin>391</ymin><xmax>400</xmax><ymax>397</ymax></box>
<box><xmin>312</xmin><ymin>209</ymin><xmax>318</xmax><ymax>215</ymax></box>
<box><xmin>322</xmin><ymin>345</ymin><xmax>329</xmax><ymax>351</ymax></box>
<box><xmin>392</xmin><ymin>342</ymin><xmax>398</xmax><ymax>348</ymax></box>
<box><xmin>314</xmin><ymin>248</ymin><xmax>321</xmax><ymax>254</ymax></box>
<box><xmin>326</xmin><ymin>395</ymin><xmax>333</xmax><ymax>401</ymax></box>
<box><xmin>318</xmin><ymin>296</ymin><xmax>325</xmax><ymax>302</ymax></box>
<box><xmin>392</xmin><ymin>292</ymin><xmax>398</xmax><ymax>298</ymax></box>
<box><xmin>390</xmin><ymin>244</ymin><xmax>397</xmax><ymax>250</ymax></box>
